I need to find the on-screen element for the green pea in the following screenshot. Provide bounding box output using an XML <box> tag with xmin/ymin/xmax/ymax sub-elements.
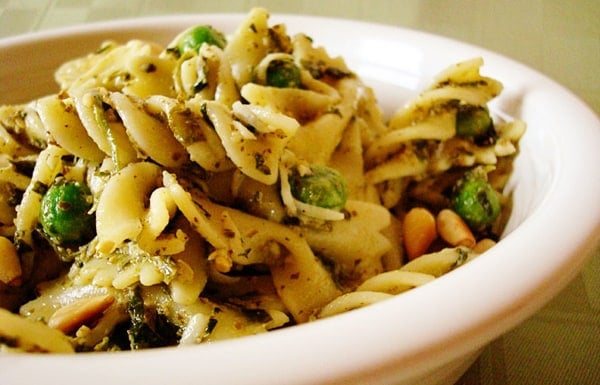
<box><xmin>452</xmin><ymin>169</ymin><xmax>501</xmax><ymax>230</ymax></box>
<box><xmin>39</xmin><ymin>181</ymin><xmax>95</xmax><ymax>245</ymax></box>
<box><xmin>289</xmin><ymin>165</ymin><xmax>348</xmax><ymax>211</ymax></box>
<box><xmin>455</xmin><ymin>104</ymin><xmax>493</xmax><ymax>139</ymax></box>
<box><xmin>266</xmin><ymin>59</ymin><xmax>301</xmax><ymax>88</ymax></box>
<box><xmin>175</xmin><ymin>25</ymin><xmax>226</xmax><ymax>55</ymax></box>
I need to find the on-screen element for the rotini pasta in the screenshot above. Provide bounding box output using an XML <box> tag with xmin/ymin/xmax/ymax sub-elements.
<box><xmin>0</xmin><ymin>7</ymin><xmax>524</xmax><ymax>353</ymax></box>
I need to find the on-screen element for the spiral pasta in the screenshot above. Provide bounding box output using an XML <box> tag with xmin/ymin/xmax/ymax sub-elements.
<box><xmin>0</xmin><ymin>7</ymin><xmax>524</xmax><ymax>352</ymax></box>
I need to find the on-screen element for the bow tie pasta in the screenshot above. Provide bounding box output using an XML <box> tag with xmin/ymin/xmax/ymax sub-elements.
<box><xmin>0</xmin><ymin>7</ymin><xmax>524</xmax><ymax>352</ymax></box>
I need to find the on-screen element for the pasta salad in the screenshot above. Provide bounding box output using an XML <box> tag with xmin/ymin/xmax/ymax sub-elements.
<box><xmin>0</xmin><ymin>8</ymin><xmax>525</xmax><ymax>353</ymax></box>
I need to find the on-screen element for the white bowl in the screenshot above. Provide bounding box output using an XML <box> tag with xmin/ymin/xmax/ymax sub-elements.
<box><xmin>1</xmin><ymin>14</ymin><xmax>599</xmax><ymax>385</ymax></box>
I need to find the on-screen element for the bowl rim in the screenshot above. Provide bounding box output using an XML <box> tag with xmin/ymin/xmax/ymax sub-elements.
<box><xmin>1</xmin><ymin>12</ymin><xmax>599</xmax><ymax>385</ymax></box>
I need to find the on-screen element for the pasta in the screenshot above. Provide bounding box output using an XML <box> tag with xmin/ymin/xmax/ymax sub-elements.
<box><xmin>0</xmin><ymin>7</ymin><xmax>525</xmax><ymax>353</ymax></box>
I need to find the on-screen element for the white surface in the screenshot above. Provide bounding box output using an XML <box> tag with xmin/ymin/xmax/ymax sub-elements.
<box><xmin>1</xmin><ymin>14</ymin><xmax>599</xmax><ymax>385</ymax></box>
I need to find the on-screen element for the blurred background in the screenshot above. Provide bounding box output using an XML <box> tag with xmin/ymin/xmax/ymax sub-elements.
<box><xmin>1</xmin><ymin>1</ymin><xmax>598</xmax><ymax>384</ymax></box>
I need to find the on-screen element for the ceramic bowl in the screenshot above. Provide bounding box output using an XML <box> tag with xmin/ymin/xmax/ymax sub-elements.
<box><xmin>1</xmin><ymin>14</ymin><xmax>599</xmax><ymax>385</ymax></box>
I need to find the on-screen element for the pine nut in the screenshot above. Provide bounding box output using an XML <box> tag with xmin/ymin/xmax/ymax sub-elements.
<box><xmin>0</xmin><ymin>236</ymin><xmax>22</xmax><ymax>286</ymax></box>
<box><xmin>473</xmin><ymin>238</ymin><xmax>496</xmax><ymax>254</ymax></box>
<box><xmin>436</xmin><ymin>209</ymin><xmax>476</xmax><ymax>248</ymax></box>
<box><xmin>402</xmin><ymin>207</ymin><xmax>438</xmax><ymax>260</ymax></box>
<box><xmin>47</xmin><ymin>294</ymin><xmax>115</xmax><ymax>334</ymax></box>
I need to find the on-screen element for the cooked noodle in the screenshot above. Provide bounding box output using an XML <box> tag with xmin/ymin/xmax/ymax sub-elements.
<box><xmin>0</xmin><ymin>7</ymin><xmax>524</xmax><ymax>353</ymax></box>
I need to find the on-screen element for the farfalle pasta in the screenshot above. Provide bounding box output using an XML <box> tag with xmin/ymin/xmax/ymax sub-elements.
<box><xmin>0</xmin><ymin>7</ymin><xmax>524</xmax><ymax>353</ymax></box>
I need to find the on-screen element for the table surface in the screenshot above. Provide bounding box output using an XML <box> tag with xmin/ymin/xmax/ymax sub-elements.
<box><xmin>1</xmin><ymin>1</ymin><xmax>599</xmax><ymax>384</ymax></box>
